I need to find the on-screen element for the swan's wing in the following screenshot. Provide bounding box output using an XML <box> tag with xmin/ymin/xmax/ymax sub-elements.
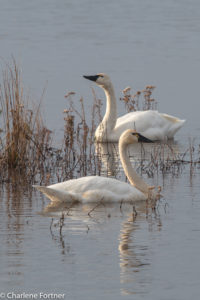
<box><xmin>115</xmin><ymin>110</ymin><xmax>185</xmax><ymax>140</ymax></box>
<box><xmin>81</xmin><ymin>187</ymin><xmax>146</xmax><ymax>203</ymax></box>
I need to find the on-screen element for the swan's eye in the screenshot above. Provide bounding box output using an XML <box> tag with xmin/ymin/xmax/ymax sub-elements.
<box><xmin>98</xmin><ymin>74</ymin><xmax>104</xmax><ymax>78</ymax></box>
<box><xmin>132</xmin><ymin>133</ymin><xmax>139</xmax><ymax>138</ymax></box>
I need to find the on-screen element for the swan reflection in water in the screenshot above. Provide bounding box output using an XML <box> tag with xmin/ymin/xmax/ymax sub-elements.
<box><xmin>118</xmin><ymin>203</ymin><xmax>162</xmax><ymax>296</ymax></box>
<box><xmin>96</xmin><ymin>138</ymin><xmax>183</xmax><ymax>179</ymax></box>
<box><xmin>40</xmin><ymin>199</ymin><xmax>162</xmax><ymax>296</ymax></box>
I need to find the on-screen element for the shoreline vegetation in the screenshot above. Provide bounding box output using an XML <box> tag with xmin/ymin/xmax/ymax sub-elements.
<box><xmin>0</xmin><ymin>60</ymin><xmax>199</xmax><ymax>187</ymax></box>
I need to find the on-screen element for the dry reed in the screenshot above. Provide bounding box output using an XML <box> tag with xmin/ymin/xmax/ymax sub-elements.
<box><xmin>120</xmin><ymin>85</ymin><xmax>157</xmax><ymax>112</ymax></box>
<box><xmin>0</xmin><ymin>59</ymin><xmax>53</xmax><ymax>183</ymax></box>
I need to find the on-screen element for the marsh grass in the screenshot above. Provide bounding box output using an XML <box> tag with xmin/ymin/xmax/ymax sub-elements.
<box><xmin>0</xmin><ymin>60</ymin><xmax>53</xmax><ymax>183</ymax></box>
<box><xmin>56</xmin><ymin>88</ymin><xmax>103</xmax><ymax>180</ymax></box>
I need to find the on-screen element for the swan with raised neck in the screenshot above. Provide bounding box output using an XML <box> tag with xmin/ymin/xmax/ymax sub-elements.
<box><xmin>83</xmin><ymin>73</ymin><xmax>117</xmax><ymax>139</ymax></box>
<box><xmin>83</xmin><ymin>73</ymin><xmax>185</xmax><ymax>142</ymax></box>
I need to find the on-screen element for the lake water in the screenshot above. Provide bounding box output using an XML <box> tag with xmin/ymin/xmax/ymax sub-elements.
<box><xmin>0</xmin><ymin>0</ymin><xmax>200</xmax><ymax>299</ymax></box>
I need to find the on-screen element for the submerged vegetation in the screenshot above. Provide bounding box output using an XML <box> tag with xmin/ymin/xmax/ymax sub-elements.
<box><xmin>0</xmin><ymin>60</ymin><xmax>199</xmax><ymax>189</ymax></box>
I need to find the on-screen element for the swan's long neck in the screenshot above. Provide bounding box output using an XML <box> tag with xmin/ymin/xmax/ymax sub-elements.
<box><xmin>100</xmin><ymin>84</ymin><xmax>117</xmax><ymax>134</ymax></box>
<box><xmin>119</xmin><ymin>142</ymin><xmax>150</xmax><ymax>195</ymax></box>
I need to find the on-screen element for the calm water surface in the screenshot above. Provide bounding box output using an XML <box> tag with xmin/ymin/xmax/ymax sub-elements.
<box><xmin>1</xmin><ymin>165</ymin><xmax>200</xmax><ymax>300</ymax></box>
<box><xmin>0</xmin><ymin>0</ymin><xmax>200</xmax><ymax>299</ymax></box>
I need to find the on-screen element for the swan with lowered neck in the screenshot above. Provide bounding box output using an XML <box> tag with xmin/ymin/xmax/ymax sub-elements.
<box><xmin>83</xmin><ymin>73</ymin><xmax>185</xmax><ymax>142</ymax></box>
<box><xmin>33</xmin><ymin>130</ymin><xmax>156</xmax><ymax>203</ymax></box>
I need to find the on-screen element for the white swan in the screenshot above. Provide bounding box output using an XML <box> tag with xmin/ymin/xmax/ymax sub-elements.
<box><xmin>33</xmin><ymin>130</ymin><xmax>157</xmax><ymax>203</ymax></box>
<box><xmin>83</xmin><ymin>73</ymin><xmax>185</xmax><ymax>142</ymax></box>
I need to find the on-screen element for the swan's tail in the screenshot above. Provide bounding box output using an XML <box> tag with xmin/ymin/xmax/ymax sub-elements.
<box><xmin>169</xmin><ymin>119</ymin><xmax>186</xmax><ymax>138</ymax></box>
<box><xmin>33</xmin><ymin>185</ymin><xmax>81</xmax><ymax>203</ymax></box>
<box><xmin>161</xmin><ymin>113</ymin><xmax>184</xmax><ymax>124</ymax></box>
<box><xmin>161</xmin><ymin>114</ymin><xmax>186</xmax><ymax>138</ymax></box>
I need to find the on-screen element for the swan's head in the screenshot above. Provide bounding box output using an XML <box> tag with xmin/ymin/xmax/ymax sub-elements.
<box><xmin>120</xmin><ymin>129</ymin><xmax>153</xmax><ymax>145</ymax></box>
<box><xmin>83</xmin><ymin>73</ymin><xmax>112</xmax><ymax>89</ymax></box>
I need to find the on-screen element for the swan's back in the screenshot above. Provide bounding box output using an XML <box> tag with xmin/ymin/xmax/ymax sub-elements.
<box><xmin>115</xmin><ymin>110</ymin><xmax>185</xmax><ymax>140</ymax></box>
<box><xmin>34</xmin><ymin>176</ymin><xmax>147</xmax><ymax>203</ymax></box>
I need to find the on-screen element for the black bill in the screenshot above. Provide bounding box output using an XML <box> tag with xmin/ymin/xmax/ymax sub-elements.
<box><xmin>138</xmin><ymin>133</ymin><xmax>153</xmax><ymax>143</ymax></box>
<box><xmin>83</xmin><ymin>75</ymin><xmax>99</xmax><ymax>82</ymax></box>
